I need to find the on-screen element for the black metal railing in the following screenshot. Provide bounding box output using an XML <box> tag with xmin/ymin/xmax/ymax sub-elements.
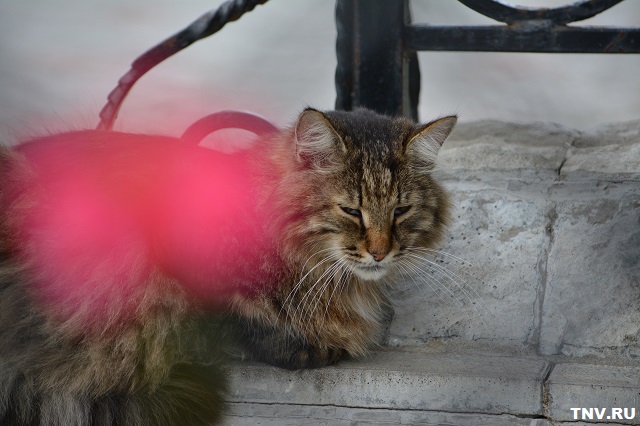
<box><xmin>97</xmin><ymin>0</ymin><xmax>270</xmax><ymax>131</ymax></box>
<box><xmin>97</xmin><ymin>0</ymin><xmax>639</xmax><ymax>130</ymax></box>
<box><xmin>335</xmin><ymin>0</ymin><xmax>640</xmax><ymax>120</ymax></box>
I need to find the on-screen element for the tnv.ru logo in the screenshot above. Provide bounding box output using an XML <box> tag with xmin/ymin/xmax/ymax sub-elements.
<box><xmin>570</xmin><ymin>407</ymin><xmax>636</xmax><ymax>421</ymax></box>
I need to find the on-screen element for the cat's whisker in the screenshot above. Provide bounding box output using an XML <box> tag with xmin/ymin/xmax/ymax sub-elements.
<box><xmin>300</xmin><ymin>256</ymin><xmax>347</xmax><ymax>329</ymax></box>
<box><xmin>395</xmin><ymin>259</ymin><xmax>448</xmax><ymax>307</ymax></box>
<box><xmin>303</xmin><ymin>262</ymin><xmax>341</xmax><ymax>321</ymax></box>
<box><xmin>394</xmin><ymin>259</ymin><xmax>464</xmax><ymax>335</ymax></box>
<box><xmin>405</xmin><ymin>248</ymin><xmax>491</xmax><ymax>314</ymax></box>
<box><xmin>406</xmin><ymin>253</ymin><xmax>469</xmax><ymax>295</ymax></box>
<box><xmin>407</xmin><ymin>246</ymin><xmax>474</xmax><ymax>267</ymax></box>
<box><xmin>405</xmin><ymin>247</ymin><xmax>486</xmax><ymax>308</ymax></box>
<box><xmin>297</xmin><ymin>268</ymin><xmax>333</xmax><ymax>327</ymax></box>
<box><xmin>291</xmin><ymin>255</ymin><xmax>344</xmax><ymax>327</ymax></box>
<box><xmin>293</xmin><ymin>251</ymin><xmax>340</xmax><ymax>293</ymax></box>
<box><xmin>319</xmin><ymin>259</ymin><xmax>351</xmax><ymax>326</ymax></box>
<box><xmin>403</xmin><ymin>253</ymin><xmax>490</xmax><ymax>332</ymax></box>
<box><xmin>406</xmin><ymin>247</ymin><xmax>469</xmax><ymax>279</ymax></box>
<box><xmin>397</xmin><ymin>257</ymin><xmax>466</xmax><ymax>312</ymax></box>
<box><xmin>298</xmin><ymin>247</ymin><xmax>336</xmax><ymax>280</ymax></box>
<box><xmin>331</xmin><ymin>260</ymin><xmax>353</xmax><ymax>314</ymax></box>
<box><xmin>279</xmin><ymin>251</ymin><xmax>341</xmax><ymax>322</ymax></box>
<box><xmin>400</xmin><ymin>256</ymin><xmax>478</xmax><ymax>329</ymax></box>
<box><xmin>313</xmin><ymin>257</ymin><xmax>353</xmax><ymax>329</ymax></box>
<box><xmin>405</xmin><ymin>254</ymin><xmax>475</xmax><ymax>310</ymax></box>
<box><xmin>309</xmin><ymin>256</ymin><xmax>349</xmax><ymax>330</ymax></box>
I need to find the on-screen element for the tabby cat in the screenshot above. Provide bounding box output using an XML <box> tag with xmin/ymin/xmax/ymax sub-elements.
<box><xmin>0</xmin><ymin>107</ymin><xmax>456</xmax><ymax>425</ymax></box>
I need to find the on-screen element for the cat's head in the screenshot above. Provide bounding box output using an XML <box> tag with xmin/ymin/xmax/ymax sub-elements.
<box><xmin>285</xmin><ymin>108</ymin><xmax>456</xmax><ymax>281</ymax></box>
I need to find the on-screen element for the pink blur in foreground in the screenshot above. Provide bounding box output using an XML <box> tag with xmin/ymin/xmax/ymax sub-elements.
<box><xmin>10</xmin><ymin>131</ymin><xmax>266</xmax><ymax>327</ymax></box>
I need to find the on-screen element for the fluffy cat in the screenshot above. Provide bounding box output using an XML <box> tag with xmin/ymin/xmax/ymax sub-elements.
<box><xmin>0</xmin><ymin>108</ymin><xmax>456</xmax><ymax>424</ymax></box>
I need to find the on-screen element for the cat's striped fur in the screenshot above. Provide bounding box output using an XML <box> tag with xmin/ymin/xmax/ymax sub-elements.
<box><xmin>0</xmin><ymin>108</ymin><xmax>455</xmax><ymax>424</ymax></box>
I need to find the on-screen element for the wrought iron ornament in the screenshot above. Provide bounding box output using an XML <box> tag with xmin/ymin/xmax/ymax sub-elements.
<box><xmin>457</xmin><ymin>0</ymin><xmax>627</xmax><ymax>24</ymax></box>
<box><xmin>97</xmin><ymin>0</ymin><xmax>269</xmax><ymax>131</ymax></box>
<box><xmin>96</xmin><ymin>0</ymin><xmax>638</xmax><ymax>128</ymax></box>
<box><xmin>181</xmin><ymin>110</ymin><xmax>278</xmax><ymax>145</ymax></box>
<box><xmin>335</xmin><ymin>0</ymin><xmax>639</xmax><ymax>120</ymax></box>
<box><xmin>408</xmin><ymin>0</ymin><xmax>638</xmax><ymax>53</ymax></box>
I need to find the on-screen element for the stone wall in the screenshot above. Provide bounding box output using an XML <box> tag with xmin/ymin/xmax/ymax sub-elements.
<box><xmin>388</xmin><ymin>119</ymin><xmax>640</xmax><ymax>358</ymax></box>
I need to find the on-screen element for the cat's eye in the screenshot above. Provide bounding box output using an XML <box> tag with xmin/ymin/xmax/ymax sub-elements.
<box><xmin>394</xmin><ymin>206</ymin><xmax>412</xmax><ymax>217</ymax></box>
<box><xmin>340</xmin><ymin>206</ymin><xmax>362</xmax><ymax>218</ymax></box>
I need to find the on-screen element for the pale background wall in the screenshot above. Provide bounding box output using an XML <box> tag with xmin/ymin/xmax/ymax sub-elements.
<box><xmin>1</xmin><ymin>0</ymin><xmax>639</xmax><ymax>142</ymax></box>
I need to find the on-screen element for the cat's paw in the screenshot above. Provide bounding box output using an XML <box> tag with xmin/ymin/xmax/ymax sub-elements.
<box><xmin>285</xmin><ymin>346</ymin><xmax>347</xmax><ymax>370</ymax></box>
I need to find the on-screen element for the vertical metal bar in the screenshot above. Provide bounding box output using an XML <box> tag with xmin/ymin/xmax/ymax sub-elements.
<box><xmin>335</xmin><ymin>0</ymin><xmax>419</xmax><ymax>120</ymax></box>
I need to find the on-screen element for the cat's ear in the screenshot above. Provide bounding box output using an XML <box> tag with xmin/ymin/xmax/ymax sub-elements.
<box><xmin>404</xmin><ymin>115</ymin><xmax>457</xmax><ymax>168</ymax></box>
<box><xmin>294</xmin><ymin>108</ymin><xmax>346</xmax><ymax>169</ymax></box>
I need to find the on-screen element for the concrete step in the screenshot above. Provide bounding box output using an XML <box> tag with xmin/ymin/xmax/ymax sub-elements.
<box><xmin>223</xmin><ymin>345</ymin><xmax>640</xmax><ymax>425</ymax></box>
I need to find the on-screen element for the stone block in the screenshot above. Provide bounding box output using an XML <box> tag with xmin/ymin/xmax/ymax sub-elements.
<box><xmin>388</xmin><ymin>183</ymin><xmax>549</xmax><ymax>347</ymax></box>
<box><xmin>576</xmin><ymin>120</ymin><xmax>640</xmax><ymax>148</ymax></box>
<box><xmin>440</xmin><ymin>121</ymin><xmax>575</xmax><ymax>172</ymax></box>
<box><xmin>223</xmin><ymin>402</ymin><xmax>538</xmax><ymax>425</ymax></box>
<box><xmin>227</xmin><ymin>351</ymin><xmax>549</xmax><ymax>417</ymax></box>
<box><xmin>546</xmin><ymin>363</ymin><xmax>640</xmax><ymax>425</ymax></box>
<box><xmin>561</xmin><ymin>120</ymin><xmax>640</xmax><ymax>175</ymax></box>
<box><xmin>541</xmin><ymin>184</ymin><xmax>640</xmax><ymax>357</ymax></box>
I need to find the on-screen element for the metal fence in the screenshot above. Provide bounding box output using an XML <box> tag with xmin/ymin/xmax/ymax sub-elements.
<box><xmin>335</xmin><ymin>0</ymin><xmax>640</xmax><ymax>120</ymax></box>
<box><xmin>98</xmin><ymin>0</ymin><xmax>639</xmax><ymax>130</ymax></box>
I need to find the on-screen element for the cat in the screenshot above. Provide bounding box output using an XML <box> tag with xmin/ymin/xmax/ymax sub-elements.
<box><xmin>0</xmin><ymin>107</ymin><xmax>456</xmax><ymax>425</ymax></box>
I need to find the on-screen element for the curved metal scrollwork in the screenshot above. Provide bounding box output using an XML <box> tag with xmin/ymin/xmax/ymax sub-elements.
<box><xmin>180</xmin><ymin>110</ymin><xmax>278</xmax><ymax>145</ymax></box>
<box><xmin>403</xmin><ymin>0</ymin><xmax>639</xmax><ymax>54</ymax></box>
<box><xmin>458</xmin><ymin>0</ymin><xmax>625</xmax><ymax>25</ymax></box>
<box><xmin>97</xmin><ymin>0</ymin><xmax>269</xmax><ymax>131</ymax></box>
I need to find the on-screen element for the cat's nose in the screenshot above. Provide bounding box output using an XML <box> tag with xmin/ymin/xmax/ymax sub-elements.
<box><xmin>366</xmin><ymin>230</ymin><xmax>391</xmax><ymax>262</ymax></box>
<box><xmin>369</xmin><ymin>250</ymin><xmax>388</xmax><ymax>262</ymax></box>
